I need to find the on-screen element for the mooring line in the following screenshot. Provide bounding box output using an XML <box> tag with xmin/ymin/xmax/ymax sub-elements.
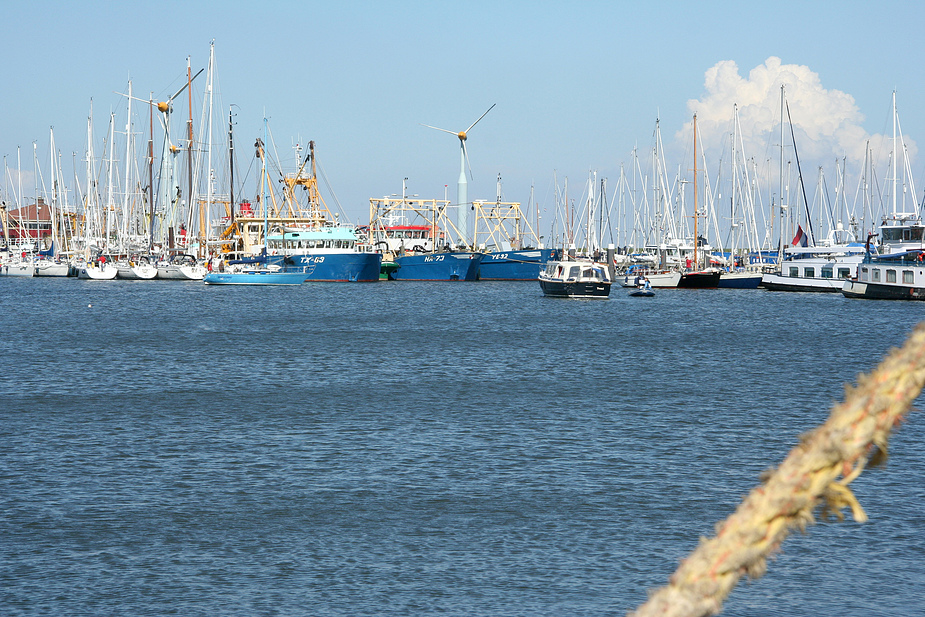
<box><xmin>629</xmin><ymin>322</ymin><xmax>925</xmax><ymax>617</ymax></box>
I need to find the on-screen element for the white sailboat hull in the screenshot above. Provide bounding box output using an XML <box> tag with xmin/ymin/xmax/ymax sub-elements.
<box><xmin>116</xmin><ymin>262</ymin><xmax>158</xmax><ymax>279</ymax></box>
<box><xmin>1</xmin><ymin>261</ymin><xmax>36</xmax><ymax>277</ymax></box>
<box><xmin>618</xmin><ymin>270</ymin><xmax>681</xmax><ymax>288</ymax></box>
<box><xmin>156</xmin><ymin>263</ymin><xmax>207</xmax><ymax>280</ymax></box>
<box><xmin>34</xmin><ymin>261</ymin><xmax>70</xmax><ymax>277</ymax></box>
<box><xmin>78</xmin><ymin>264</ymin><xmax>119</xmax><ymax>280</ymax></box>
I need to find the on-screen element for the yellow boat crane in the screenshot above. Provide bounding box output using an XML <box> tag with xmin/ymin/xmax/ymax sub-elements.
<box><xmin>218</xmin><ymin>140</ymin><xmax>336</xmax><ymax>255</ymax></box>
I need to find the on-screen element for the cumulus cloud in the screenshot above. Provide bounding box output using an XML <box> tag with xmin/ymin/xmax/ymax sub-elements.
<box><xmin>678</xmin><ymin>57</ymin><xmax>916</xmax><ymax>187</ymax></box>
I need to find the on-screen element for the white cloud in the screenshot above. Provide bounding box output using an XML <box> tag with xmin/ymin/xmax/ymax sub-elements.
<box><xmin>678</xmin><ymin>57</ymin><xmax>917</xmax><ymax>185</ymax></box>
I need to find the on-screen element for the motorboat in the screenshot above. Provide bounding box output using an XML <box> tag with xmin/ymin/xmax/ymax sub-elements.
<box><xmin>538</xmin><ymin>259</ymin><xmax>612</xmax><ymax>298</ymax></box>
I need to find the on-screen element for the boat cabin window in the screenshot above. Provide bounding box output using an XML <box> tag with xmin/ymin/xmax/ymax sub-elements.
<box><xmin>821</xmin><ymin>267</ymin><xmax>833</xmax><ymax>279</ymax></box>
<box><xmin>837</xmin><ymin>268</ymin><xmax>851</xmax><ymax>278</ymax></box>
<box><xmin>903</xmin><ymin>270</ymin><xmax>914</xmax><ymax>284</ymax></box>
<box><xmin>882</xmin><ymin>227</ymin><xmax>903</xmax><ymax>242</ymax></box>
<box><xmin>581</xmin><ymin>268</ymin><xmax>595</xmax><ymax>279</ymax></box>
<box><xmin>882</xmin><ymin>226</ymin><xmax>924</xmax><ymax>242</ymax></box>
<box><xmin>872</xmin><ymin>269</ymin><xmax>881</xmax><ymax>282</ymax></box>
<box><xmin>886</xmin><ymin>269</ymin><xmax>897</xmax><ymax>283</ymax></box>
<box><xmin>789</xmin><ymin>267</ymin><xmax>799</xmax><ymax>277</ymax></box>
<box><xmin>568</xmin><ymin>266</ymin><xmax>581</xmax><ymax>279</ymax></box>
<box><xmin>803</xmin><ymin>267</ymin><xmax>815</xmax><ymax>278</ymax></box>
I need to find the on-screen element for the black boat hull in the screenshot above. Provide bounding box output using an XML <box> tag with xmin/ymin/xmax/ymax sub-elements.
<box><xmin>539</xmin><ymin>279</ymin><xmax>611</xmax><ymax>298</ymax></box>
<box><xmin>677</xmin><ymin>271</ymin><xmax>721</xmax><ymax>288</ymax></box>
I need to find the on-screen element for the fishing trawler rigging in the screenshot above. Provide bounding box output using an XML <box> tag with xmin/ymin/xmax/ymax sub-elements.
<box><xmin>216</xmin><ymin>138</ymin><xmax>380</xmax><ymax>282</ymax></box>
<box><xmin>474</xmin><ymin>175</ymin><xmax>558</xmax><ymax>280</ymax></box>
<box><xmin>367</xmin><ymin>179</ymin><xmax>481</xmax><ymax>281</ymax></box>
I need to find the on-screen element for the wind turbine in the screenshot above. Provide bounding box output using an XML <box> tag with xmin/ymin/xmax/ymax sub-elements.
<box><xmin>422</xmin><ymin>103</ymin><xmax>495</xmax><ymax>246</ymax></box>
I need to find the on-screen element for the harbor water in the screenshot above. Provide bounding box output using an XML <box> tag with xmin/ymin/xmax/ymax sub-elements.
<box><xmin>2</xmin><ymin>278</ymin><xmax>924</xmax><ymax>616</ymax></box>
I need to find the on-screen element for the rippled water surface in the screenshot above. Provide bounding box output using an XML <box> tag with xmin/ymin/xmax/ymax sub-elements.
<box><xmin>2</xmin><ymin>278</ymin><xmax>924</xmax><ymax>616</ymax></box>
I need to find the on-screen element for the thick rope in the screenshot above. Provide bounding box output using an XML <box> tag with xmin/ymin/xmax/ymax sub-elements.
<box><xmin>629</xmin><ymin>322</ymin><xmax>925</xmax><ymax>617</ymax></box>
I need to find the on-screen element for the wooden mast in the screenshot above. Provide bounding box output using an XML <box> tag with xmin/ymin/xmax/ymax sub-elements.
<box><xmin>693</xmin><ymin>112</ymin><xmax>698</xmax><ymax>270</ymax></box>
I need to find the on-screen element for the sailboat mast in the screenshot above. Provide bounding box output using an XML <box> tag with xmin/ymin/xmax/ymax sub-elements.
<box><xmin>121</xmin><ymin>81</ymin><xmax>133</xmax><ymax>253</ymax></box>
<box><xmin>46</xmin><ymin>130</ymin><xmax>57</xmax><ymax>255</ymax></box>
<box><xmin>229</xmin><ymin>107</ymin><xmax>235</xmax><ymax>225</ymax></box>
<box><xmin>693</xmin><ymin>113</ymin><xmax>698</xmax><ymax>270</ymax></box>
<box><xmin>106</xmin><ymin>112</ymin><xmax>116</xmax><ymax>253</ymax></box>
<box><xmin>731</xmin><ymin>105</ymin><xmax>738</xmax><ymax>259</ymax></box>
<box><xmin>892</xmin><ymin>90</ymin><xmax>897</xmax><ymax>216</ymax></box>
<box><xmin>147</xmin><ymin>95</ymin><xmax>155</xmax><ymax>252</ymax></box>
<box><xmin>261</xmin><ymin>118</ymin><xmax>268</xmax><ymax>253</ymax></box>
<box><xmin>186</xmin><ymin>57</ymin><xmax>195</xmax><ymax>257</ymax></box>
<box><xmin>202</xmin><ymin>42</ymin><xmax>214</xmax><ymax>260</ymax></box>
<box><xmin>778</xmin><ymin>85</ymin><xmax>785</xmax><ymax>261</ymax></box>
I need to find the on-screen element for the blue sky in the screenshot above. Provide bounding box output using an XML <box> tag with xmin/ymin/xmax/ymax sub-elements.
<box><xmin>3</xmin><ymin>0</ymin><xmax>923</xmax><ymax>239</ymax></box>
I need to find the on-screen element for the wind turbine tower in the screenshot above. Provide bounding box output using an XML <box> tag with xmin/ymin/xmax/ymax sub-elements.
<box><xmin>422</xmin><ymin>104</ymin><xmax>495</xmax><ymax>246</ymax></box>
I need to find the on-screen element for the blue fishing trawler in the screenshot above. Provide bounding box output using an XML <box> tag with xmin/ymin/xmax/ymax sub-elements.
<box><xmin>368</xmin><ymin>194</ymin><xmax>482</xmax><ymax>281</ymax></box>
<box><xmin>217</xmin><ymin>139</ymin><xmax>380</xmax><ymax>283</ymax></box>
<box><xmin>477</xmin><ymin>248</ymin><xmax>559</xmax><ymax>280</ymax></box>
<box><xmin>266</xmin><ymin>226</ymin><xmax>381</xmax><ymax>282</ymax></box>
<box><xmin>391</xmin><ymin>250</ymin><xmax>482</xmax><ymax>281</ymax></box>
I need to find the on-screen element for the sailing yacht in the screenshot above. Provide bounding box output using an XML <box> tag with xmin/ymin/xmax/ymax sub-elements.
<box><xmin>762</xmin><ymin>86</ymin><xmax>864</xmax><ymax>292</ymax></box>
<box><xmin>679</xmin><ymin>113</ymin><xmax>720</xmax><ymax>288</ymax></box>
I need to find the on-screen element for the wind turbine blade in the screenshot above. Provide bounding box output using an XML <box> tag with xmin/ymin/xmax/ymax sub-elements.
<box><xmin>465</xmin><ymin>103</ymin><xmax>496</xmax><ymax>134</ymax></box>
<box><xmin>463</xmin><ymin>141</ymin><xmax>473</xmax><ymax>180</ymax></box>
<box><xmin>420</xmin><ymin>123</ymin><xmax>458</xmax><ymax>135</ymax></box>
